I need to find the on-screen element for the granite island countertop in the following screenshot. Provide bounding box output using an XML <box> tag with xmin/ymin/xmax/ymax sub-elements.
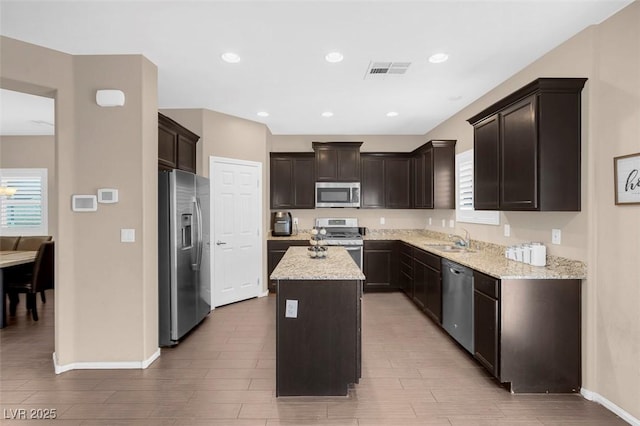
<box><xmin>268</xmin><ymin>230</ymin><xmax>586</xmax><ymax>280</ymax></box>
<box><xmin>270</xmin><ymin>246</ymin><xmax>366</xmax><ymax>281</ymax></box>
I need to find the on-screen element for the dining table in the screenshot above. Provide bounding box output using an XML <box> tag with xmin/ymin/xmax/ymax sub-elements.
<box><xmin>0</xmin><ymin>250</ymin><xmax>37</xmax><ymax>328</ymax></box>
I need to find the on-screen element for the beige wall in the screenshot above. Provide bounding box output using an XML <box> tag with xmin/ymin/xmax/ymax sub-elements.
<box><xmin>161</xmin><ymin>108</ymin><xmax>272</xmax><ymax>293</ymax></box>
<box><xmin>0</xmin><ymin>37</ymin><xmax>159</xmax><ymax>366</ymax></box>
<box><xmin>590</xmin><ymin>1</ymin><xmax>640</xmax><ymax>418</ymax></box>
<box><xmin>422</xmin><ymin>2</ymin><xmax>640</xmax><ymax>419</ymax></box>
<box><xmin>0</xmin><ymin>135</ymin><xmax>57</xmax><ymax>236</ymax></box>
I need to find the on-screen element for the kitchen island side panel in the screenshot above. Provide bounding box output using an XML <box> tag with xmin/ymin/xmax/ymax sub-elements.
<box><xmin>276</xmin><ymin>279</ymin><xmax>361</xmax><ymax>396</ymax></box>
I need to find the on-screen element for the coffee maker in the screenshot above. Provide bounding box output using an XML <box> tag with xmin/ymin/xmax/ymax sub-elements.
<box><xmin>272</xmin><ymin>211</ymin><xmax>293</xmax><ymax>236</ymax></box>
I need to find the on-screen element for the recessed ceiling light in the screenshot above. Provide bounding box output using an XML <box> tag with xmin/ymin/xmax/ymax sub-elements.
<box><xmin>325</xmin><ymin>51</ymin><xmax>344</xmax><ymax>63</ymax></box>
<box><xmin>221</xmin><ymin>52</ymin><xmax>241</xmax><ymax>63</ymax></box>
<box><xmin>386</xmin><ymin>111</ymin><xmax>399</xmax><ymax>117</ymax></box>
<box><xmin>321</xmin><ymin>111</ymin><xmax>334</xmax><ymax>118</ymax></box>
<box><xmin>428</xmin><ymin>53</ymin><xmax>449</xmax><ymax>64</ymax></box>
<box><xmin>257</xmin><ymin>111</ymin><xmax>269</xmax><ymax>117</ymax></box>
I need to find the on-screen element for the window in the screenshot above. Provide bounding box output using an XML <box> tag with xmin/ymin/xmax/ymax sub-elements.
<box><xmin>0</xmin><ymin>168</ymin><xmax>48</xmax><ymax>236</ymax></box>
<box><xmin>455</xmin><ymin>150</ymin><xmax>499</xmax><ymax>225</ymax></box>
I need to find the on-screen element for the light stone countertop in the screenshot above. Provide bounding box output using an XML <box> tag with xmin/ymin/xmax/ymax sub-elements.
<box><xmin>268</xmin><ymin>229</ymin><xmax>586</xmax><ymax>280</ymax></box>
<box><xmin>270</xmin><ymin>246</ymin><xmax>366</xmax><ymax>281</ymax></box>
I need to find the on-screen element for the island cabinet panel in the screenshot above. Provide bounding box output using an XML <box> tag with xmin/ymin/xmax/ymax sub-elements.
<box><xmin>312</xmin><ymin>142</ymin><xmax>362</xmax><ymax>182</ymax></box>
<box><xmin>276</xmin><ymin>279</ymin><xmax>361</xmax><ymax>396</ymax></box>
<box><xmin>270</xmin><ymin>153</ymin><xmax>315</xmax><ymax>209</ymax></box>
<box><xmin>468</xmin><ymin>78</ymin><xmax>586</xmax><ymax>211</ymax></box>
<box><xmin>360</xmin><ymin>154</ymin><xmax>411</xmax><ymax>209</ymax></box>
<box><xmin>363</xmin><ymin>240</ymin><xmax>397</xmax><ymax>292</ymax></box>
<box><xmin>267</xmin><ymin>240</ymin><xmax>309</xmax><ymax>292</ymax></box>
<box><xmin>158</xmin><ymin>112</ymin><xmax>199</xmax><ymax>172</ymax></box>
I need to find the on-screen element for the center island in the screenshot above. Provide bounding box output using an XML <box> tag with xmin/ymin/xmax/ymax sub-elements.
<box><xmin>270</xmin><ymin>246</ymin><xmax>365</xmax><ymax>397</ymax></box>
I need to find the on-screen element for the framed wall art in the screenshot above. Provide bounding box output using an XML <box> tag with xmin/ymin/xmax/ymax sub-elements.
<box><xmin>614</xmin><ymin>152</ymin><xmax>640</xmax><ymax>205</ymax></box>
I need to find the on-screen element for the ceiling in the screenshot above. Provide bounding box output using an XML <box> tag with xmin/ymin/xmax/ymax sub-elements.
<box><xmin>0</xmin><ymin>0</ymin><xmax>633</xmax><ymax>136</ymax></box>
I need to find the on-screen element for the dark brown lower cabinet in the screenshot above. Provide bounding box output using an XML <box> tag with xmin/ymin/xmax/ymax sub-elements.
<box><xmin>473</xmin><ymin>271</ymin><xmax>500</xmax><ymax>377</ymax></box>
<box><xmin>473</xmin><ymin>270</ymin><xmax>582</xmax><ymax>393</ymax></box>
<box><xmin>276</xmin><ymin>279</ymin><xmax>361</xmax><ymax>396</ymax></box>
<box><xmin>363</xmin><ymin>241</ymin><xmax>396</xmax><ymax>292</ymax></box>
<box><xmin>267</xmin><ymin>240</ymin><xmax>309</xmax><ymax>292</ymax></box>
<box><xmin>413</xmin><ymin>248</ymin><xmax>442</xmax><ymax>323</ymax></box>
<box><xmin>398</xmin><ymin>242</ymin><xmax>413</xmax><ymax>297</ymax></box>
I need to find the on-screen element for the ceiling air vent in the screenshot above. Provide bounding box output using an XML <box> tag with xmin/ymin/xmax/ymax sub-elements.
<box><xmin>365</xmin><ymin>61</ymin><xmax>411</xmax><ymax>79</ymax></box>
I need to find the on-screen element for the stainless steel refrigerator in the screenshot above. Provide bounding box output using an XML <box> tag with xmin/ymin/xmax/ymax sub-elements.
<box><xmin>158</xmin><ymin>169</ymin><xmax>211</xmax><ymax>346</ymax></box>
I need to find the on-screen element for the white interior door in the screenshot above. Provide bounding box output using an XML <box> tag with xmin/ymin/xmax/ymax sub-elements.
<box><xmin>210</xmin><ymin>156</ymin><xmax>262</xmax><ymax>307</ymax></box>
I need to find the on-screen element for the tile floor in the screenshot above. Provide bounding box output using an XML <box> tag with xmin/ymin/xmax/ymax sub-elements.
<box><xmin>0</xmin><ymin>291</ymin><xmax>627</xmax><ymax>425</ymax></box>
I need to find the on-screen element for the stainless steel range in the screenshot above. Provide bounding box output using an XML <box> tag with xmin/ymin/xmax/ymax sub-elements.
<box><xmin>315</xmin><ymin>218</ymin><xmax>363</xmax><ymax>270</ymax></box>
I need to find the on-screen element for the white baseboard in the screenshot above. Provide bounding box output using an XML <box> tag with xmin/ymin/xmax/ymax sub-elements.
<box><xmin>259</xmin><ymin>290</ymin><xmax>270</xmax><ymax>298</ymax></box>
<box><xmin>581</xmin><ymin>388</ymin><xmax>639</xmax><ymax>425</ymax></box>
<box><xmin>53</xmin><ymin>348</ymin><xmax>161</xmax><ymax>374</ymax></box>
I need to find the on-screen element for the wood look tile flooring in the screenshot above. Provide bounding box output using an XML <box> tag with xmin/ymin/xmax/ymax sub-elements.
<box><xmin>0</xmin><ymin>291</ymin><xmax>627</xmax><ymax>425</ymax></box>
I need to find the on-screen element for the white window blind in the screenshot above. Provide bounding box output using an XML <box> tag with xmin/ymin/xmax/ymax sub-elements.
<box><xmin>0</xmin><ymin>168</ymin><xmax>48</xmax><ymax>236</ymax></box>
<box><xmin>455</xmin><ymin>150</ymin><xmax>499</xmax><ymax>225</ymax></box>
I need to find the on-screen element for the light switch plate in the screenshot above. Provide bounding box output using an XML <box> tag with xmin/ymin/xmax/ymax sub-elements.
<box><xmin>121</xmin><ymin>229</ymin><xmax>135</xmax><ymax>243</ymax></box>
<box><xmin>293</xmin><ymin>217</ymin><xmax>298</xmax><ymax>225</ymax></box>
<box><xmin>380</xmin><ymin>217</ymin><xmax>385</xmax><ymax>225</ymax></box>
<box><xmin>428</xmin><ymin>217</ymin><xmax>432</xmax><ymax>226</ymax></box>
<box><xmin>442</xmin><ymin>219</ymin><xmax>446</xmax><ymax>228</ymax></box>
<box><xmin>449</xmin><ymin>219</ymin><xmax>455</xmax><ymax>228</ymax></box>
<box><xmin>285</xmin><ymin>299</ymin><xmax>298</xmax><ymax>318</ymax></box>
<box><xmin>552</xmin><ymin>229</ymin><xmax>562</xmax><ymax>245</ymax></box>
<box><xmin>504</xmin><ymin>224</ymin><xmax>511</xmax><ymax>237</ymax></box>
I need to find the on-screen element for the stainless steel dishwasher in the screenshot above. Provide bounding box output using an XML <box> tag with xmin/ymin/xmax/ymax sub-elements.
<box><xmin>442</xmin><ymin>259</ymin><xmax>474</xmax><ymax>354</ymax></box>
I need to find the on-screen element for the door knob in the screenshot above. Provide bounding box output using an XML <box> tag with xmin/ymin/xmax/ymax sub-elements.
<box><xmin>216</xmin><ymin>241</ymin><xmax>227</xmax><ymax>245</ymax></box>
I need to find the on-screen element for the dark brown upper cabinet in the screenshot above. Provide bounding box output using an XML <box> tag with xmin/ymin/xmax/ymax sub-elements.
<box><xmin>312</xmin><ymin>142</ymin><xmax>363</xmax><ymax>182</ymax></box>
<box><xmin>360</xmin><ymin>154</ymin><xmax>411</xmax><ymax>209</ymax></box>
<box><xmin>270</xmin><ymin>153</ymin><xmax>315</xmax><ymax>209</ymax></box>
<box><xmin>467</xmin><ymin>78</ymin><xmax>587</xmax><ymax>211</ymax></box>
<box><xmin>412</xmin><ymin>140</ymin><xmax>456</xmax><ymax>209</ymax></box>
<box><xmin>158</xmin><ymin>112</ymin><xmax>200</xmax><ymax>173</ymax></box>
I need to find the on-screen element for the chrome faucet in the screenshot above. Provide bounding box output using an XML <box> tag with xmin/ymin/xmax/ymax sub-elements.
<box><xmin>449</xmin><ymin>228</ymin><xmax>470</xmax><ymax>248</ymax></box>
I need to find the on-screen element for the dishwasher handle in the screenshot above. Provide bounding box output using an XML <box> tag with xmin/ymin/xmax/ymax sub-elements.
<box><xmin>449</xmin><ymin>267</ymin><xmax>462</xmax><ymax>274</ymax></box>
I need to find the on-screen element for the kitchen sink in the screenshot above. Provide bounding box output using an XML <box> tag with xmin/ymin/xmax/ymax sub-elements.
<box><xmin>425</xmin><ymin>244</ymin><xmax>475</xmax><ymax>253</ymax></box>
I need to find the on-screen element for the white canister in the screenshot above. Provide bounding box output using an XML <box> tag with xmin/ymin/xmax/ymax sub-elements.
<box><xmin>515</xmin><ymin>246</ymin><xmax>524</xmax><ymax>262</ymax></box>
<box><xmin>530</xmin><ymin>243</ymin><xmax>547</xmax><ymax>266</ymax></box>
<box><xmin>522</xmin><ymin>244</ymin><xmax>532</xmax><ymax>264</ymax></box>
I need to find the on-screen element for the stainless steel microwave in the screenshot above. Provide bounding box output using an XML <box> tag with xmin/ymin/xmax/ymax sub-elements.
<box><xmin>315</xmin><ymin>182</ymin><xmax>360</xmax><ymax>208</ymax></box>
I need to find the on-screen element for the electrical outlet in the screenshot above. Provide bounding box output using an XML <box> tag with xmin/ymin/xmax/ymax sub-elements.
<box><xmin>552</xmin><ymin>229</ymin><xmax>562</xmax><ymax>245</ymax></box>
<box><xmin>441</xmin><ymin>219</ymin><xmax>446</xmax><ymax>228</ymax></box>
<box><xmin>380</xmin><ymin>217</ymin><xmax>385</xmax><ymax>225</ymax></box>
<box><xmin>504</xmin><ymin>224</ymin><xmax>511</xmax><ymax>237</ymax></box>
<box><xmin>449</xmin><ymin>219</ymin><xmax>455</xmax><ymax>228</ymax></box>
<box><xmin>428</xmin><ymin>217</ymin><xmax>432</xmax><ymax>226</ymax></box>
<box><xmin>293</xmin><ymin>217</ymin><xmax>298</xmax><ymax>225</ymax></box>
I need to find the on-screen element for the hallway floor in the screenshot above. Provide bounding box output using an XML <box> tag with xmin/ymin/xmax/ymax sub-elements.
<box><xmin>0</xmin><ymin>291</ymin><xmax>626</xmax><ymax>425</ymax></box>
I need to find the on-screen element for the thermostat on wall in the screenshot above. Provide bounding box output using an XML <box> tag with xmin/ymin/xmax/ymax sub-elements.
<box><xmin>72</xmin><ymin>195</ymin><xmax>98</xmax><ymax>212</ymax></box>
<box><xmin>98</xmin><ymin>188</ymin><xmax>119</xmax><ymax>204</ymax></box>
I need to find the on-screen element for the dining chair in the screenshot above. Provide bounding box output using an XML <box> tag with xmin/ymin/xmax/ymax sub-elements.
<box><xmin>6</xmin><ymin>241</ymin><xmax>54</xmax><ymax>321</ymax></box>
<box><xmin>0</xmin><ymin>236</ymin><xmax>20</xmax><ymax>250</ymax></box>
<box><xmin>15</xmin><ymin>235</ymin><xmax>53</xmax><ymax>251</ymax></box>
